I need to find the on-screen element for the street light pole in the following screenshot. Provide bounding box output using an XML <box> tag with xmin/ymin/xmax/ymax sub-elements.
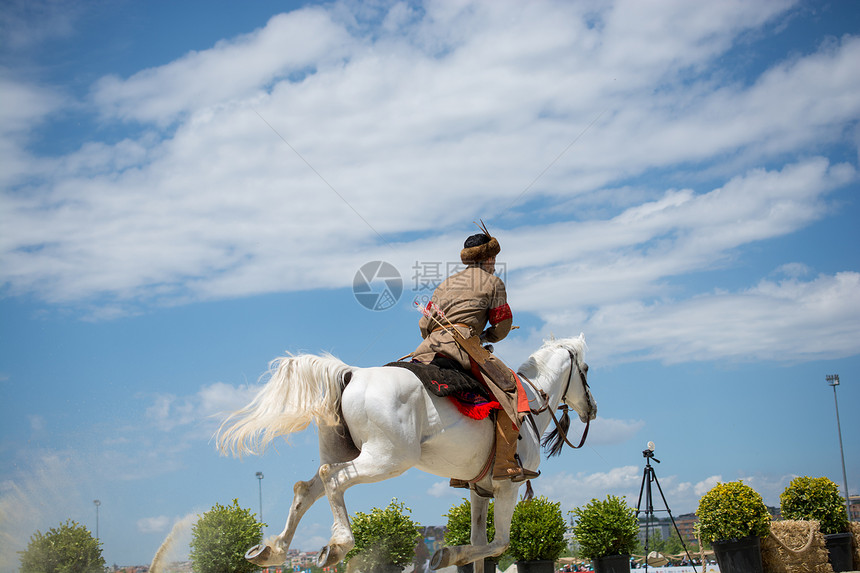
<box><xmin>826</xmin><ymin>374</ymin><xmax>850</xmax><ymax>521</ymax></box>
<box><xmin>93</xmin><ymin>500</ymin><xmax>101</xmax><ymax>540</ymax></box>
<box><xmin>256</xmin><ymin>472</ymin><xmax>264</xmax><ymax>525</ymax></box>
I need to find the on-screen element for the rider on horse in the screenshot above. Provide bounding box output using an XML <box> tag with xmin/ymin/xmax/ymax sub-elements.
<box><xmin>412</xmin><ymin>226</ymin><xmax>539</xmax><ymax>485</ymax></box>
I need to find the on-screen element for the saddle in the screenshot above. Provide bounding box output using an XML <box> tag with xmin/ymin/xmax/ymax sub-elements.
<box><xmin>385</xmin><ymin>356</ymin><xmax>501</xmax><ymax>420</ymax></box>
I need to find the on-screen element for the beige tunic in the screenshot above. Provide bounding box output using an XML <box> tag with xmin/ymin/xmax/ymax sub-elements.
<box><xmin>412</xmin><ymin>265</ymin><xmax>513</xmax><ymax>371</ymax></box>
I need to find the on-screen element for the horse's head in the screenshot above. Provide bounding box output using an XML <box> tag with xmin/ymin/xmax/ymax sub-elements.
<box><xmin>556</xmin><ymin>334</ymin><xmax>597</xmax><ymax>423</ymax></box>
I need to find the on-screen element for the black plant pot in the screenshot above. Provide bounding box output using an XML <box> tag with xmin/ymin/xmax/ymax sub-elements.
<box><xmin>593</xmin><ymin>553</ymin><xmax>631</xmax><ymax>573</ymax></box>
<box><xmin>712</xmin><ymin>536</ymin><xmax>763</xmax><ymax>573</ymax></box>
<box><xmin>824</xmin><ymin>532</ymin><xmax>854</xmax><ymax>572</ymax></box>
<box><xmin>456</xmin><ymin>558</ymin><xmax>498</xmax><ymax>573</ymax></box>
<box><xmin>515</xmin><ymin>560</ymin><xmax>555</xmax><ymax>573</ymax></box>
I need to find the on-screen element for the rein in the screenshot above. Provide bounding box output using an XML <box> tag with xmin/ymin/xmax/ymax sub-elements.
<box><xmin>550</xmin><ymin>404</ymin><xmax>590</xmax><ymax>450</ymax></box>
<box><xmin>518</xmin><ymin>349</ymin><xmax>591</xmax><ymax>451</ymax></box>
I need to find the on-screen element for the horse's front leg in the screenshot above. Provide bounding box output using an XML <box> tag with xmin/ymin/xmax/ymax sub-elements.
<box><xmin>245</xmin><ymin>473</ymin><xmax>325</xmax><ymax>567</ymax></box>
<box><xmin>431</xmin><ymin>490</ymin><xmax>492</xmax><ymax>568</ymax></box>
<box><xmin>486</xmin><ymin>481</ymin><xmax>516</xmax><ymax>557</ymax></box>
<box><xmin>431</xmin><ymin>482</ymin><xmax>517</xmax><ymax>568</ymax></box>
<box><xmin>471</xmin><ymin>492</ymin><xmax>489</xmax><ymax>573</ymax></box>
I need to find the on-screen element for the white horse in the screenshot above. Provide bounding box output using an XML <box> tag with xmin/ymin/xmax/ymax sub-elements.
<box><xmin>217</xmin><ymin>334</ymin><xmax>596</xmax><ymax>572</ymax></box>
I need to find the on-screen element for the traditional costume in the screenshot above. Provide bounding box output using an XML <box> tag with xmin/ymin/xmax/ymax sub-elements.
<box><xmin>412</xmin><ymin>228</ymin><xmax>538</xmax><ymax>484</ymax></box>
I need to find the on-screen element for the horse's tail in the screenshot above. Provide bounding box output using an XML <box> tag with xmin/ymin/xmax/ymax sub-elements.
<box><xmin>216</xmin><ymin>353</ymin><xmax>353</xmax><ymax>457</ymax></box>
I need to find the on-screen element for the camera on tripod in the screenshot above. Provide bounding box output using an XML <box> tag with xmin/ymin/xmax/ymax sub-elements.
<box><xmin>642</xmin><ymin>440</ymin><xmax>659</xmax><ymax>462</ymax></box>
<box><xmin>636</xmin><ymin>441</ymin><xmax>695</xmax><ymax>571</ymax></box>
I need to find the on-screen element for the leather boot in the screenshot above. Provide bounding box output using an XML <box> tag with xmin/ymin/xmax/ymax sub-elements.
<box><xmin>492</xmin><ymin>412</ymin><xmax>539</xmax><ymax>482</ymax></box>
<box><xmin>449</xmin><ymin>478</ymin><xmax>470</xmax><ymax>489</ymax></box>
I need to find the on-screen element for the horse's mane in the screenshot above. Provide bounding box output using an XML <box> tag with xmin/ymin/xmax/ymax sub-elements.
<box><xmin>518</xmin><ymin>334</ymin><xmax>587</xmax><ymax>377</ymax></box>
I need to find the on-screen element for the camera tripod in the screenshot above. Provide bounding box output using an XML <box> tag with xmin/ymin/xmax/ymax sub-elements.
<box><xmin>635</xmin><ymin>444</ymin><xmax>697</xmax><ymax>572</ymax></box>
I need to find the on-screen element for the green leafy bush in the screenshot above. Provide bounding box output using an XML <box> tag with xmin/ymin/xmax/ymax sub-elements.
<box><xmin>696</xmin><ymin>481</ymin><xmax>771</xmax><ymax>543</ymax></box>
<box><xmin>345</xmin><ymin>499</ymin><xmax>421</xmax><ymax>572</ymax></box>
<box><xmin>19</xmin><ymin>519</ymin><xmax>106</xmax><ymax>573</ymax></box>
<box><xmin>509</xmin><ymin>496</ymin><xmax>568</xmax><ymax>562</ymax></box>
<box><xmin>443</xmin><ymin>498</ymin><xmax>495</xmax><ymax>546</ymax></box>
<box><xmin>570</xmin><ymin>495</ymin><xmax>639</xmax><ymax>559</ymax></box>
<box><xmin>780</xmin><ymin>476</ymin><xmax>848</xmax><ymax>535</ymax></box>
<box><xmin>189</xmin><ymin>499</ymin><xmax>263</xmax><ymax>573</ymax></box>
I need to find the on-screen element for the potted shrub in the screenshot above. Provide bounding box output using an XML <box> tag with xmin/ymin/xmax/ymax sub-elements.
<box><xmin>443</xmin><ymin>498</ymin><xmax>497</xmax><ymax>573</ymax></box>
<box><xmin>570</xmin><ymin>495</ymin><xmax>638</xmax><ymax>573</ymax></box>
<box><xmin>696</xmin><ymin>481</ymin><xmax>771</xmax><ymax>573</ymax></box>
<box><xmin>345</xmin><ymin>499</ymin><xmax>422</xmax><ymax>573</ymax></box>
<box><xmin>780</xmin><ymin>476</ymin><xmax>853</xmax><ymax>572</ymax></box>
<box><xmin>509</xmin><ymin>496</ymin><xmax>568</xmax><ymax>573</ymax></box>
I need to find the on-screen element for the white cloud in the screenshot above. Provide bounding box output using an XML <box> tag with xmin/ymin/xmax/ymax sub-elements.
<box><xmin>0</xmin><ymin>0</ymin><xmax>80</xmax><ymax>51</ymax></box>
<box><xmin>509</xmin><ymin>159</ymin><xmax>855</xmax><ymax>309</ymax></box>
<box><xmin>694</xmin><ymin>475</ymin><xmax>722</xmax><ymax>497</ymax></box>
<box><xmin>774</xmin><ymin>263</ymin><xmax>811</xmax><ymax>279</ymax></box>
<box><xmin>0</xmin><ymin>74</ymin><xmax>61</xmax><ymax>188</ymax></box>
<box><xmin>427</xmin><ymin>480</ymin><xmax>457</xmax><ymax>499</ymax></box>
<box><xmin>0</xmin><ymin>74</ymin><xmax>61</xmax><ymax>136</ymax></box>
<box><xmin>28</xmin><ymin>415</ymin><xmax>46</xmax><ymax>432</ymax></box>
<box><xmin>536</xmin><ymin>465</ymin><xmax>643</xmax><ymax>511</ymax></box>
<box><xmin>92</xmin><ymin>8</ymin><xmax>354</xmax><ymax>124</ymax></box>
<box><xmin>137</xmin><ymin>515</ymin><xmax>171</xmax><ymax>534</ymax></box>
<box><xmin>587</xmin><ymin>417</ymin><xmax>645</xmax><ymax>445</ymax></box>
<box><xmin>199</xmin><ymin>381</ymin><xmax>260</xmax><ymax>418</ymax></box>
<box><xmin>572</xmin><ymin>271</ymin><xmax>860</xmax><ymax>364</ymax></box>
<box><xmin>538</xmin><ymin>467</ymin><xmax>794</xmax><ymax>517</ymax></box>
<box><xmin>144</xmin><ymin>382</ymin><xmax>259</xmax><ymax>433</ymax></box>
<box><xmin>1</xmin><ymin>0</ymin><xmax>858</xmax><ymax>366</ymax></box>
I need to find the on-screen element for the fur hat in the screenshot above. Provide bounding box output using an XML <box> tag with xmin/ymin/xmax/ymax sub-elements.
<box><xmin>460</xmin><ymin>221</ymin><xmax>501</xmax><ymax>264</ymax></box>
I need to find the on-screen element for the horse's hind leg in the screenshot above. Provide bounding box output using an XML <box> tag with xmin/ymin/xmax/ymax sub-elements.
<box><xmin>316</xmin><ymin>448</ymin><xmax>415</xmax><ymax>567</ymax></box>
<box><xmin>246</xmin><ymin>424</ymin><xmax>359</xmax><ymax>567</ymax></box>
<box><xmin>276</xmin><ymin>474</ymin><xmax>325</xmax><ymax>551</ymax></box>
<box><xmin>246</xmin><ymin>472</ymin><xmax>325</xmax><ymax>567</ymax></box>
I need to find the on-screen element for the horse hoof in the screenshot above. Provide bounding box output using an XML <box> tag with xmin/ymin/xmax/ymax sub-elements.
<box><xmin>318</xmin><ymin>544</ymin><xmax>343</xmax><ymax>567</ymax></box>
<box><xmin>246</xmin><ymin>544</ymin><xmax>286</xmax><ymax>567</ymax></box>
<box><xmin>245</xmin><ymin>545</ymin><xmax>271</xmax><ymax>565</ymax></box>
<box><xmin>430</xmin><ymin>547</ymin><xmax>452</xmax><ymax>569</ymax></box>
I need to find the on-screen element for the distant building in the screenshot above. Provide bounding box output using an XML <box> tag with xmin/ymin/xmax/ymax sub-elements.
<box><xmin>287</xmin><ymin>550</ymin><xmax>320</xmax><ymax>570</ymax></box>
<box><xmin>637</xmin><ymin>517</ymin><xmax>672</xmax><ymax>546</ymax></box>
<box><xmin>849</xmin><ymin>495</ymin><xmax>860</xmax><ymax>522</ymax></box>
<box><xmin>674</xmin><ymin>514</ymin><xmax>697</xmax><ymax>544</ymax></box>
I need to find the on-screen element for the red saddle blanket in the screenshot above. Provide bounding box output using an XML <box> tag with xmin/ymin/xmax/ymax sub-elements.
<box><xmin>384</xmin><ymin>360</ymin><xmax>501</xmax><ymax>420</ymax></box>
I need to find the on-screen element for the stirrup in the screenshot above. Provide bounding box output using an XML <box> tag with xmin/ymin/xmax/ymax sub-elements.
<box><xmin>449</xmin><ymin>478</ymin><xmax>470</xmax><ymax>489</ymax></box>
<box><xmin>493</xmin><ymin>453</ymin><xmax>540</xmax><ymax>482</ymax></box>
<box><xmin>512</xmin><ymin>453</ymin><xmax>539</xmax><ymax>481</ymax></box>
<box><xmin>492</xmin><ymin>466</ymin><xmax>540</xmax><ymax>482</ymax></box>
<box><xmin>511</xmin><ymin>468</ymin><xmax>540</xmax><ymax>483</ymax></box>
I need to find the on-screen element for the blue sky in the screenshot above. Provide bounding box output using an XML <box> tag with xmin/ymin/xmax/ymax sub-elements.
<box><xmin>1</xmin><ymin>0</ymin><xmax>859</xmax><ymax>568</ymax></box>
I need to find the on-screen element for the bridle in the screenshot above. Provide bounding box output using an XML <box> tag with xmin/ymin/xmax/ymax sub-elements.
<box><xmin>518</xmin><ymin>348</ymin><xmax>591</xmax><ymax>450</ymax></box>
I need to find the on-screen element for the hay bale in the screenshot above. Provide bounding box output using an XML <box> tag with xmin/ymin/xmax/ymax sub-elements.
<box><xmin>761</xmin><ymin>520</ymin><xmax>833</xmax><ymax>573</ymax></box>
<box><xmin>849</xmin><ymin>522</ymin><xmax>860</xmax><ymax>571</ymax></box>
